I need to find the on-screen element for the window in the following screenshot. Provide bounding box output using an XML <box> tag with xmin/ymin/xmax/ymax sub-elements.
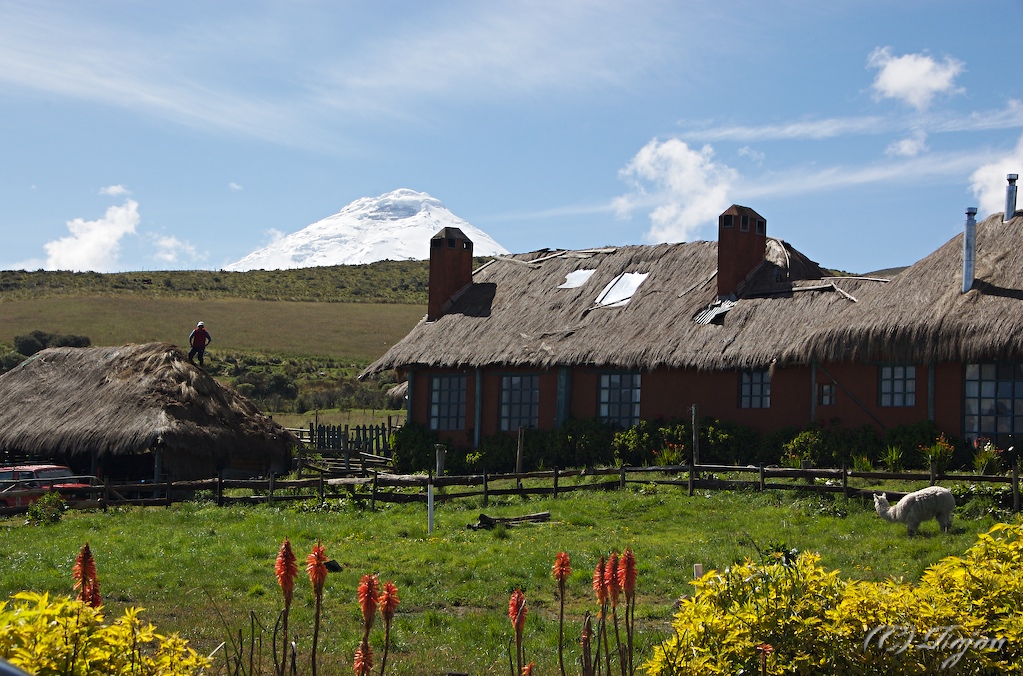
<box><xmin>429</xmin><ymin>375</ymin><xmax>466</xmax><ymax>431</ymax></box>
<box><xmin>599</xmin><ymin>373</ymin><xmax>641</xmax><ymax>428</ymax></box>
<box><xmin>756</xmin><ymin>218</ymin><xmax>766</xmax><ymax>235</ymax></box>
<box><xmin>500</xmin><ymin>374</ymin><xmax>539</xmax><ymax>431</ymax></box>
<box><xmin>879</xmin><ymin>365</ymin><xmax>915</xmax><ymax>407</ymax></box>
<box><xmin>722</xmin><ymin>214</ymin><xmax>734</xmax><ymax>228</ymax></box>
<box><xmin>740</xmin><ymin>369</ymin><xmax>771</xmax><ymax>408</ymax></box>
<box><xmin>818</xmin><ymin>383</ymin><xmax>835</xmax><ymax>406</ymax></box>
<box><xmin>964</xmin><ymin>363</ymin><xmax>1023</xmax><ymax>445</ymax></box>
<box><xmin>740</xmin><ymin>214</ymin><xmax>750</xmax><ymax>232</ymax></box>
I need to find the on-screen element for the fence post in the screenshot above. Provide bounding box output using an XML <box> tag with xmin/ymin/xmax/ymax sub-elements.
<box><xmin>515</xmin><ymin>427</ymin><xmax>524</xmax><ymax>490</ymax></box>
<box><xmin>842</xmin><ymin>463</ymin><xmax>848</xmax><ymax>498</ymax></box>
<box><xmin>620</xmin><ymin>465</ymin><xmax>626</xmax><ymax>490</ymax></box>
<box><xmin>687</xmin><ymin>461</ymin><xmax>694</xmax><ymax>497</ymax></box>
<box><xmin>483</xmin><ymin>469</ymin><xmax>489</xmax><ymax>508</ymax></box>
<box><xmin>318</xmin><ymin>474</ymin><xmax>324</xmax><ymax>505</ymax></box>
<box><xmin>1013</xmin><ymin>464</ymin><xmax>1020</xmax><ymax>513</ymax></box>
<box><xmin>929</xmin><ymin>460</ymin><xmax>937</xmax><ymax>486</ymax></box>
<box><xmin>553</xmin><ymin>467</ymin><xmax>559</xmax><ymax>499</ymax></box>
<box><xmin>217</xmin><ymin>471</ymin><xmax>224</xmax><ymax>507</ymax></box>
<box><xmin>371</xmin><ymin>472</ymin><xmax>378</xmax><ymax>512</ymax></box>
<box><xmin>165</xmin><ymin>478</ymin><xmax>172</xmax><ymax>508</ymax></box>
<box><xmin>759</xmin><ymin>465</ymin><xmax>765</xmax><ymax>492</ymax></box>
<box><xmin>268</xmin><ymin>472</ymin><xmax>275</xmax><ymax>507</ymax></box>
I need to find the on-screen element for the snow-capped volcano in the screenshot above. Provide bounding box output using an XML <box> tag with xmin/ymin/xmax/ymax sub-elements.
<box><xmin>225</xmin><ymin>189</ymin><xmax>510</xmax><ymax>270</ymax></box>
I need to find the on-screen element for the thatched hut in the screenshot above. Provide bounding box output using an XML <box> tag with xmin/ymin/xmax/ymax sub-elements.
<box><xmin>0</xmin><ymin>343</ymin><xmax>296</xmax><ymax>481</ymax></box>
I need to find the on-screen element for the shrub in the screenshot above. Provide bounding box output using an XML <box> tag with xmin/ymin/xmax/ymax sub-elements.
<box><xmin>782</xmin><ymin>430</ymin><xmax>824</xmax><ymax>467</ymax></box>
<box><xmin>0</xmin><ymin>592</ymin><xmax>210</xmax><ymax>675</ymax></box>
<box><xmin>390</xmin><ymin>421</ymin><xmax>440</xmax><ymax>473</ymax></box>
<box><xmin>26</xmin><ymin>491</ymin><xmax>68</xmax><ymax>524</ymax></box>
<box><xmin>646</xmin><ymin>524</ymin><xmax>1023</xmax><ymax>674</ymax></box>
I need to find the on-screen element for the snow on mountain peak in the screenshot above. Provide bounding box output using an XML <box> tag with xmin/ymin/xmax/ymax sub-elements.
<box><xmin>224</xmin><ymin>189</ymin><xmax>509</xmax><ymax>271</ymax></box>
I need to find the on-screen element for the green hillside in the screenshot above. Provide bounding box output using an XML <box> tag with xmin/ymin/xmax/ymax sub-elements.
<box><xmin>0</xmin><ymin>260</ymin><xmax>432</xmax><ymax>303</ymax></box>
<box><xmin>0</xmin><ymin>264</ymin><xmax>440</xmax><ymax>413</ymax></box>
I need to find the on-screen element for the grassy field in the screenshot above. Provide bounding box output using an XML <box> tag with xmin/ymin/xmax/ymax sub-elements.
<box><xmin>0</xmin><ymin>487</ymin><xmax>1004</xmax><ymax>674</ymax></box>
<box><xmin>0</xmin><ymin>296</ymin><xmax>425</xmax><ymax>363</ymax></box>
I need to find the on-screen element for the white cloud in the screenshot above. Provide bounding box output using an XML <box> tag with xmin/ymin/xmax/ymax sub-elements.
<box><xmin>43</xmin><ymin>200</ymin><xmax>140</xmax><ymax>271</ymax></box>
<box><xmin>868</xmin><ymin>47</ymin><xmax>964</xmax><ymax>111</ymax></box>
<box><xmin>738</xmin><ymin>146</ymin><xmax>765</xmax><ymax>164</ymax></box>
<box><xmin>229</xmin><ymin>182</ymin><xmax>243</xmax><ymax>191</ymax></box>
<box><xmin>99</xmin><ymin>184</ymin><xmax>130</xmax><ymax>196</ymax></box>
<box><xmin>614</xmin><ymin>139</ymin><xmax>736</xmax><ymax>243</ymax></box>
<box><xmin>152</xmin><ymin>235</ymin><xmax>204</xmax><ymax>265</ymax></box>
<box><xmin>969</xmin><ymin>133</ymin><xmax>1023</xmax><ymax>218</ymax></box>
<box><xmin>740</xmin><ymin>149</ymin><xmax>992</xmax><ymax>200</ymax></box>
<box><xmin>885</xmin><ymin>129</ymin><xmax>929</xmax><ymax>157</ymax></box>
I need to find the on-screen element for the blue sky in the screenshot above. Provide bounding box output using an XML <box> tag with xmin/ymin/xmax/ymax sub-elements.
<box><xmin>1</xmin><ymin>0</ymin><xmax>1021</xmax><ymax>274</ymax></box>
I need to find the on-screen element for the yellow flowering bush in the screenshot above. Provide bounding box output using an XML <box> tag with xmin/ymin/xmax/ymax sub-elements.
<box><xmin>0</xmin><ymin>592</ymin><xmax>210</xmax><ymax>675</ymax></box>
<box><xmin>646</xmin><ymin>524</ymin><xmax>1023</xmax><ymax>675</ymax></box>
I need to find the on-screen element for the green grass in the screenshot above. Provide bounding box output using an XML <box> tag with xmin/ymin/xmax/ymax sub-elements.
<box><xmin>0</xmin><ymin>296</ymin><xmax>424</xmax><ymax>363</ymax></box>
<box><xmin>0</xmin><ymin>488</ymin><xmax>1006</xmax><ymax>674</ymax></box>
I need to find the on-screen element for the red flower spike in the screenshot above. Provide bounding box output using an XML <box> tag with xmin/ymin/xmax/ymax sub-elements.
<box><xmin>306</xmin><ymin>541</ymin><xmax>328</xmax><ymax>593</ymax></box>
<box><xmin>275</xmin><ymin>538</ymin><xmax>298</xmax><ymax>606</ymax></box>
<box><xmin>521</xmin><ymin>662</ymin><xmax>534</xmax><ymax>675</ymax></box>
<box><xmin>618</xmin><ymin>547</ymin><xmax>637</xmax><ymax>601</ymax></box>
<box><xmin>592</xmin><ymin>556</ymin><xmax>607</xmax><ymax>605</ymax></box>
<box><xmin>357</xmin><ymin>574</ymin><xmax>380</xmax><ymax>629</ymax></box>
<box><xmin>604</xmin><ymin>551</ymin><xmax>621</xmax><ymax>607</ymax></box>
<box><xmin>353</xmin><ymin>638</ymin><xmax>373</xmax><ymax>675</ymax></box>
<box><xmin>379</xmin><ymin>581</ymin><xmax>400</xmax><ymax>623</ymax></box>
<box><xmin>72</xmin><ymin>543</ymin><xmax>101</xmax><ymax>607</ymax></box>
<box><xmin>552</xmin><ymin>551</ymin><xmax>571</xmax><ymax>583</ymax></box>
<box><xmin>508</xmin><ymin>588</ymin><xmax>527</xmax><ymax>633</ymax></box>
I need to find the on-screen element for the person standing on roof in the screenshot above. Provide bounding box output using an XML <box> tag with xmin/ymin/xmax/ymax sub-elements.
<box><xmin>188</xmin><ymin>321</ymin><xmax>212</xmax><ymax>366</ymax></box>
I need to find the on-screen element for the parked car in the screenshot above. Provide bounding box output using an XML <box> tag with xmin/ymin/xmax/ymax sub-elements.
<box><xmin>0</xmin><ymin>464</ymin><xmax>95</xmax><ymax>508</ymax></box>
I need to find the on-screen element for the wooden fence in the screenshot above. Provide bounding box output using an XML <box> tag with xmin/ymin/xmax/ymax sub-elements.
<box><xmin>288</xmin><ymin>420</ymin><xmax>397</xmax><ymax>456</ymax></box>
<box><xmin>2</xmin><ymin>463</ymin><xmax>1019</xmax><ymax>515</ymax></box>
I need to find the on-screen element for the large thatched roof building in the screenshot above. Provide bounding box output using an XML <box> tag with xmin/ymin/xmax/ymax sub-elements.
<box><xmin>0</xmin><ymin>343</ymin><xmax>295</xmax><ymax>480</ymax></box>
<box><xmin>365</xmin><ymin>176</ymin><xmax>1023</xmax><ymax>454</ymax></box>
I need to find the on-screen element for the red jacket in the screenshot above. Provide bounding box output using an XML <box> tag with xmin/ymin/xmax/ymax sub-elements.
<box><xmin>189</xmin><ymin>327</ymin><xmax>211</xmax><ymax>348</ymax></box>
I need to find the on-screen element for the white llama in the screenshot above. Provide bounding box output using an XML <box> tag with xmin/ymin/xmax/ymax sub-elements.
<box><xmin>873</xmin><ymin>486</ymin><xmax>955</xmax><ymax>536</ymax></box>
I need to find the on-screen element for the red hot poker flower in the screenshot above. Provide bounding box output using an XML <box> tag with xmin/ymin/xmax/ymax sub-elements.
<box><xmin>604</xmin><ymin>552</ymin><xmax>621</xmax><ymax>607</ymax></box>
<box><xmin>306</xmin><ymin>541</ymin><xmax>328</xmax><ymax>594</ymax></box>
<box><xmin>72</xmin><ymin>542</ymin><xmax>101</xmax><ymax>607</ymax></box>
<box><xmin>353</xmin><ymin>637</ymin><xmax>373</xmax><ymax>675</ymax></box>
<box><xmin>275</xmin><ymin>538</ymin><xmax>298</xmax><ymax>606</ymax></box>
<box><xmin>521</xmin><ymin>662</ymin><xmax>534</xmax><ymax>675</ymax></box>
<box><xmin>357</xmin><ymin>574</ymin><xmax>380</xmax><ymax>629</ymax></box>
<box><xmin>73</xmin><ymin>543</ymin><xmax>96</xmax><ymax>593</ymax></box>
<box><xmin>508</xmin><ymin>588</ymin><xmax>527</xmax><ymax>633</ymax></box>
<box><xmin>379</xmin><ymin>581</ymin><xmax>400</xmax><ymax>623</ymax></box>
<box><xmin>552</xmin><ymin>551</ymin><xmax>571</xmax><ymax>584</ymax></box>
<box><xmin>592</xmin><ymin>556</ymin><xmax>607</xmax><ymax>605</ymax></box>
<box><xmin>618</xmin><ymin>547</ymin><xmax>637</xmax><ymax>601</ymax></box>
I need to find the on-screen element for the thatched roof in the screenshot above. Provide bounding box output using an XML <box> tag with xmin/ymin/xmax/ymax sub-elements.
<box><xmin>793</xmin><ymin>211</ymin><xmax>1023</xmax><ymax>364</ymax></box>
<box><xmin>0</xmin><ymin>343</ymin><xmax>297</xmax><ymax>462</ymax></box>
<box><xmin>363</xmin><ymin>238</ymin><xmax>874</xmax><ymax>374</ymax></box>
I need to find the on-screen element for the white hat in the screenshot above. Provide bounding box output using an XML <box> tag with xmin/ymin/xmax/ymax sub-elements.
<box><xmin>197</xmin><ymin>321</ymin><xmax>204</xmax><ymax>327</ymax></box>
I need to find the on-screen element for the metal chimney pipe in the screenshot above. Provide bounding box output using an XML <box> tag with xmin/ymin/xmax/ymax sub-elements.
<box><xmin>1006</xmin><ymin>174</ymin><xmax>1019</xmax><ymax>222</ymax></box>
<box><xmin>963</xmin><ymin>207</ymin><xmax>977</xmax><ymax>293</ymax></box>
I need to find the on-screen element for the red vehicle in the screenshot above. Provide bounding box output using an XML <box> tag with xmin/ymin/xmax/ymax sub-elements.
<box><xmin>0</xmin><ymin>464</ymin><xmax>95</xmax><ymax>508</ymax></box>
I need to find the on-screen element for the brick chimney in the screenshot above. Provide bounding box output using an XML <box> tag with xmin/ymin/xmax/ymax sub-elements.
<box><xmin>717</xmin><ymin>205</ymin><xmax>767</xmax><ymax>297</ymax></box>
<box><xmin>428</xmin><ymin>227</ymin><xmax>474</xmax><ymax>321</ymax></box>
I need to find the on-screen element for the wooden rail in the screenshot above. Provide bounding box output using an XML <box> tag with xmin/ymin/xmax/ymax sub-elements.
<box><xmin>1</xmin><ymin>463</ymin><xmax>1018</xmax><ymax>515</ymax></box>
